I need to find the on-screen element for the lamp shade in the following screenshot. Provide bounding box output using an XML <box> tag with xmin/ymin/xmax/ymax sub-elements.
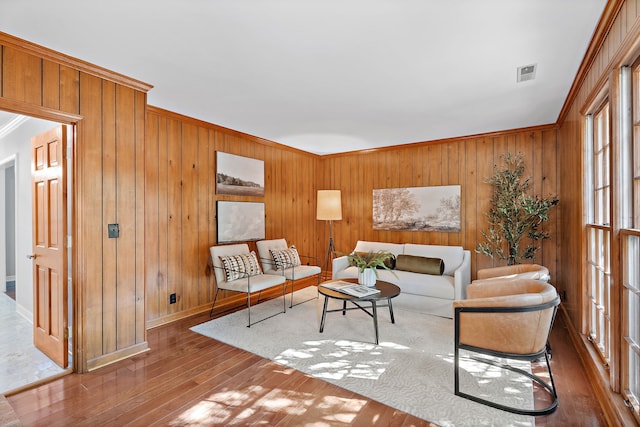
<box><xmin>317</xmin><ymin>190</ymin><xmax>342</xmax><ymax>220</ymax></box>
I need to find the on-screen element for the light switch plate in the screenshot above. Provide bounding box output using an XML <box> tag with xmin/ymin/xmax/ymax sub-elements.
<box><xmin>108</xmin><ymin>223</ymin><xmax>119</xmax><ymax>238</ymax></box>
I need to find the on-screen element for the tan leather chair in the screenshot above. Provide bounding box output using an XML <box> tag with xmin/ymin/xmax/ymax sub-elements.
<box><xmin>474</xmin><ymin>264</ymin><xmax>550</xmax><ymax>283</ymax></box>
<box><xmin>453</xmin><ymin>279</ymin><xmax>560</xmax><ymax>415</ymax></box>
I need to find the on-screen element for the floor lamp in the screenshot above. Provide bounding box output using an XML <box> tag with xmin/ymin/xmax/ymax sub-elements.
<box><xmin>317</xmin><ymin>190</ymin><xmax>342</xmax><ymax>280</ymax></box>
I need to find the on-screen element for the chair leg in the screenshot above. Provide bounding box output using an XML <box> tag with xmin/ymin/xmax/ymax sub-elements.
<box><xmin>246</xmin><ymin>291</ymin><xmax>252</xmax><ymax>328</ymax></box>
<box><xmin>455</xmin><ymin>349</ymin><xmax>558</xmax><ymax>416</ymax></box>
<box><xmin>209</xmin><ymin>288</ymin><xmax>220</xmax><ymax>317</ymax></box>
<box><xmin>289</xmin><ymin>279</ymin><xmax>295</xmax><ymax>308</ymax></box>
<box><xmin>283</xmin><ymin>280</ymin><xmax>287</xmax><ymax>313</ymax></box>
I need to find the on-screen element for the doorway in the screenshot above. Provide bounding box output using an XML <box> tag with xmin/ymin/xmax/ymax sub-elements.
<box><xmin>0</xmin><ymin>112</ymin><xmax>73</xmax><ymax>393</ymax></box>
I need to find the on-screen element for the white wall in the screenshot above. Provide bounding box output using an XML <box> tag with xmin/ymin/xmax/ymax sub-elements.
<box><xmin>0</xmin><ymin>116</ymin><xmax>61</xmax><ymax>319</ymax></box>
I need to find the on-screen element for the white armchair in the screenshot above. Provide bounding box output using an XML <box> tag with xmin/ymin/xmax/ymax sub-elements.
<box><xmin>257</xmin><ymin>238</ymin><xmax>322</xmax><ymax>307</ymax></box>
<box><xmin>210</xmin><ymin>243</ymin><xmax>287</xmax><ymax>327</ymax></box>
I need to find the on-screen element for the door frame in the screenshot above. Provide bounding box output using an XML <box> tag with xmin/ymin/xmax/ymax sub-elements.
<box><xmin>0</xmin><ymin>154</ymin><xmax>17</xmax><ymax>295</ymax></box>
<box><xmin>0</xmin><ymin>98</ymin><xmax>83</xmax><ymax>373</ymax></box>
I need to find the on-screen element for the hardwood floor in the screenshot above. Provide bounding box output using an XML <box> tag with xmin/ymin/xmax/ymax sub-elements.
<box><xmin>5</xmin><ymin>286</ymin><xmax>607</xmax><ymax>426</ymax></box>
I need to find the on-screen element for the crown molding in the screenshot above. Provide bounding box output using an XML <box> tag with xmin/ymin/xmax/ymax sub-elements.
<box><xmin>0</xmin><ymin>32</ymin><xmax>153</xmax><ymax>93</ymax></box>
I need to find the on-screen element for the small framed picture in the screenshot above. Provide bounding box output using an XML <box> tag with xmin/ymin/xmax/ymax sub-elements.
<box><xmin>216</xmin><ymin>152</ymin><xmax>264</xmax><ymax>197</ymax></box>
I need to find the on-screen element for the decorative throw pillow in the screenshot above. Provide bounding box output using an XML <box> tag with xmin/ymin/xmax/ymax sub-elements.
<box><xmin>395</xmin><ymin>254</ymin><xmax>444</xmax><ymax>275</ymax></box>
<box><xmin>270</xmin><ymin>246</ymin><xmax>301</xmax><ymax>270</ymax></box>
<box><xmin>219</xmin><ymin>251</ymin><xmax>263</xmax><ymax>282</ymax></box>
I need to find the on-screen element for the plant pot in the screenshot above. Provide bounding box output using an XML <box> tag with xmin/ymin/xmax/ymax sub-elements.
<box><xmin>358</xmin><ymin>268</ymin><xmax>377</xmax><ymax>287</ymax></box>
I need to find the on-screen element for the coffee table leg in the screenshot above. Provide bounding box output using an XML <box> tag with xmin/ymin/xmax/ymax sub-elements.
<box><xmin>388</xmin><ymin>298</ymin><xmax>395</xmax><ymax>324</ymax></box>
<box><xmin>372</xmin><ymin>301</ymin><xmax>379</xmax><ymax>345</ymax></box>
<box><xmin>342</xmin><ymin>300</ymin><xmax>347</xmax><ymax>315</ymax></box>
<box><xmin>319</xmin><ymin>296</ymin><xmax>329</xmax><ymax>333</ymax></box>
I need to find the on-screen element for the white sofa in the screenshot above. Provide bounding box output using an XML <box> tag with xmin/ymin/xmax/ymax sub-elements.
<box><xmin>332</xmin><ymin>240</ymin><xmax>471</xmax><ymax>318</ymax></box>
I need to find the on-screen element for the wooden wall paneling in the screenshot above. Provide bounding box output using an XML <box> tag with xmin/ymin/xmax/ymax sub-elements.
<box><xmin>353</xmin><ymin>153</ymin><xmax>364</xmax><ymax>249</ymax></box>
<box><xmin>59</xmin><ymin>66</ymin><xmax>80</xmax><ymax>114</ymax></box>
<box><xmin>428</xmin><ymin>144</ymin><xmax>444</xmax><ymax>245</ymax></box>
<box><xmin>397</xmin><ymin>147</ymin><xmax>415</xmax><ymax>245</ymax></box>
<box><xmin>101</xmin><ymin>80</ymin><xmax>117</xmax><ymax>354</ymax></box>
<box><xmin>115</xmin><ymin>84</ymin><xmax>137</xmax><ymax>349</ymax></box>
<box><xmin>197</xmin><ymin>127</ymin><xmax>212</xmax><ymax>306</ymax></box>
<box><xmin>42</xmin><ymin>60</ymin><xmax>59</xmax><ymax>110</ymax></box>
<box><xmin>292</xmin><ymin>153</ymin><xmax>304</xmax><ymax>250</ymax></box>
<box><xmin>78</xmin><ymin>73</ymin><xmax>104</xmax><ymax>362</ymax></box>
<box><xmin>475</xmin><ymin>137</ymin><xmax>496</xmax><ymax>272</ymax></box>
<box><xmin>625</xmin><ymin>0</ymin><xmax>637</xmax><ymax>30</ymax></box>
<box><xmin>542</xmin><ymin>129</ymin><xmax>559</xmax><ymax>294</ymax></box>
<box><xmin>418</xmin><ymin>146</ymin><xmax>430</xmax><ymax>245</ymax></box>
<box><xmin>283</xmin><ymin>150</ymin><xmax>294</xmax><ymax>243</ymax></box>
<box><xmin>386</xmin><ymin>151</ymin><xmax>400</xmax><ymax>245</ymax></box>
<box><xmin>157</xmin><ymin>116</ymin><xmax>169</xmax><ymax>317</ymax></box>
<box><xmin>300</xmin><ymin>154</ymin><xmax>313</xmax><ymax>253</ymax></box>
<box><xmin>375</xmin><ymin>151</ymin><xmax>391</xmax><ymax>245</ymax></box>
<box><xmin>463</xmin><ymin>138</ymin><xmax>478</xmax><ymax>271</ymax></box>
<box><xmin>134</xmin><ymin>91</ymin><xmax>146</xmax><ymax>343</ymax></box>
<box><xmin>261</xmin><ymin>146</ymin><xmax>271</xmax><ymax>238</ymax></box>
<box><xmin>270</xmin><ymin>148</ymin><xmax>284</xmax><ymax>240</ymax></box>
<box><xmin>207</xmin><ymin>129</ymin><xmax>217</xmax><ymax>290</ymax></box>
<box><xmin>361</xmin><ymin>153</ymin><xmax>374</xmax><ymax>244</ymax></box>
<box><xmin>447</xmin><ymin>142</ymin><xmax>462</xmax><ymax>247</ymax></box>
<box><xmin>342</xmin><ymin>155</ymin><xmax>355</xmax><ymax>250</ymax></box>
<box><xmin>1</xmin><ymin>46</ymin><xmax>42</xmax><ymax>104</ymax></box>
<box><xmin>181</xmin><ymin>123</ymin><xmax>199</xmax><ymax>311</ymax></box>
<box><xmin>167</xmin><ymin>118</ymin><xmax>183</xmax><ymax>314</ymax></box>
<box><xmin>145</xmin><ymin>112</ymin><xmax>161</xmax><ymax>321</ymax></box>
<box><xmin>558</xmin><ymin>110</ymin><xmax>583</xmax><ymax>326</ymax></box>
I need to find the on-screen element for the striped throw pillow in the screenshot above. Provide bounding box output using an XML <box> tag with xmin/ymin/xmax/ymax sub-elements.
<box><xmin>219</xmin><ymin>251</ymin><xmax>263</xmax><ymax>282</ymax></box>
<box><xmin>270</xmin><ymin>246</ymin><xmax>301</xmax><ymax>270</ymax></box>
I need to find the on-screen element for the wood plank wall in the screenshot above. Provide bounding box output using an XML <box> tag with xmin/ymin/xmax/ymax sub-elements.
<box><xmin>317</xmin><ymin>127</ymin><xmax>560</xmax><ymax>287</ymax></box>
<box><xmin>557</xmin><ymin>0</ymin><xmax>640</xmax><ymax>329</ymax></box>
<box><xmin>0</xmin><ymin>33</ymin><xmax>150</xmax><ymax>372</ymax></box>
<box><xmin>144</xmin><ymin>107</ymin><xmax>320</xmax><ymax>326</ymax></box>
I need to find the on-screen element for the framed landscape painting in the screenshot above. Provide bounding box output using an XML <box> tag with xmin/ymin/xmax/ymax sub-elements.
<box><xmin>216</xmin><ymin>152</ymin><xmax>264</xmax><ymax>197</ymax></box>
<box><xmin>216</xmin><ymin>201</ymin><xmax>266</xmax><ymax>243</ymax></box>
<box><xmin>373</xmin><ymin>185</ymin><xmax>461</xmax><ymax>232</ymax></box>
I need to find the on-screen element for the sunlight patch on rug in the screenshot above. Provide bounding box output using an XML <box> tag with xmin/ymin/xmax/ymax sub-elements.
<box><xmin>191</xmin><ymin>287</ymin><xmax>534</xmax><ymax>426</ymax></box>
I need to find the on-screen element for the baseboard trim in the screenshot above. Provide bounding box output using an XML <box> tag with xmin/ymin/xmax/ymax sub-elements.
<box><xmin>86</xmin><ymin>342</ymin><xmax>149</xmax><ymax>372</ymax></box>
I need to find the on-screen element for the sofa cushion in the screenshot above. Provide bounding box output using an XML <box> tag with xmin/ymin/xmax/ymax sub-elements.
<box><xmin>334</xmin><ymin>267</ymin><xmax>455</xmax><ymax>300</ymax></box>
<box><xmin>270</xmin><ymin>246</ymin><xmax>301</xmax><ymax>270</ymax></box>
<box><xmin>403</xmin><ymin>244</ymin><xmax>463</xmax><ymax>275</ymax></box>
<box><xmin>396</xmin><ymin>254</ymin><xmax>444</xmax><ymax>275</ymax></box>
<box><xmin>219</xmin><ymin>252</ymin><xmax>263</xmax><ymax>282</ymax></box>
<box><xmin>396</xmin><ymin>270</ymin><xmax>455</xmax><ymax>299</ymax></box>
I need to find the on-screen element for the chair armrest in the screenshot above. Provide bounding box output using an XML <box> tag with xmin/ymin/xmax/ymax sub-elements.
<box><xmin>453</xmin><ymin>250</ymin><xmax>471</xmax><ymax>299</ymax></box>
<box><xmin>332</xmin><ymin>255</ymin><xmax>350</xmax><ymax>279</ymax></box>
<box><xmin>466</xmin><ymin>279</ymin><xmax>555</xmax><ymax>299</ymax></box>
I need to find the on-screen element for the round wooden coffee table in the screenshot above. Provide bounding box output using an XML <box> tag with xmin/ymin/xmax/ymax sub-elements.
<box><xmin>318</xmin><ymin>278</ymin><xmax>400</xmax><ymax>345</ymax></box>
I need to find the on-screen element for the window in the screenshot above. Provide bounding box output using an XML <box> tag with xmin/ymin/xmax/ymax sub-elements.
<box><xmin>586</xmin><ymin>101</ymin><xmax>611</xmax><ymax>364</ymax></box>
<box><xmin>621</xmin><ymin>62</ymin><xmax>640</xmax><ymax>420</ymax></box>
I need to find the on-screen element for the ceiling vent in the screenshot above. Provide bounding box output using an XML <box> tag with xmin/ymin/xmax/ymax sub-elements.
<box><xmin>517</xmin><ymin>64</ymin><xmax>537</xmax><ymax>82</ymax></box>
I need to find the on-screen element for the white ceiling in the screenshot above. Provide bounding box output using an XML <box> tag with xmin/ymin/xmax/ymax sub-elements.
<box><xmin>0</xmin><ymin>0</ymin><xmax>606</xmax><ymax>154</ymax></box>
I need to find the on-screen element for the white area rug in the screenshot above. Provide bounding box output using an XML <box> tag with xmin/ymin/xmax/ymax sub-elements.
<box><xmin>191</xmin><ymin>287</ymin><xmax>534</xmax><ymax>426</ymax></box>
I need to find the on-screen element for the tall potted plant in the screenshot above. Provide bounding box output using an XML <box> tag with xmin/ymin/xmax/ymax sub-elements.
<box><xmin>476</xmin><ymin>152</ymin><xmax>559</xmax><ymax>265</ymax></box>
